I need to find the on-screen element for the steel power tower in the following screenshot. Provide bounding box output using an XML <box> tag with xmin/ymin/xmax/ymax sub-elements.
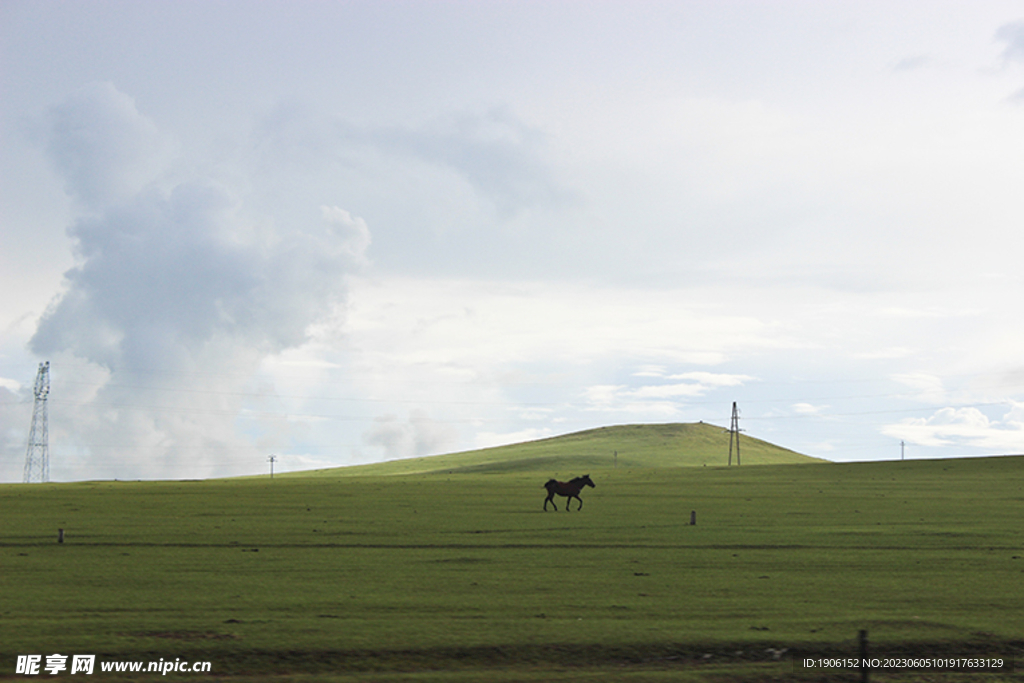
<box><xmin>727</xmin><ymin>401</ymin><xmax>742</xmax><ymax>466</ymax></box>
<box><xmin>23</xmin><ymin>362</ymin><xmax>50</xmax><ymax>483</ymax></box>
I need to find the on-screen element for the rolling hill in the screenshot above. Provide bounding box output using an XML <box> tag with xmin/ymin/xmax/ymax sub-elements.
<box><xmin>295</xmin><ymin>422</ymin><xmax>824</xmax><ymax>477</ymax></box>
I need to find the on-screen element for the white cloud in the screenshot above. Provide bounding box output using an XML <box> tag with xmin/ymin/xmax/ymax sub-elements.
<box><xmin>891</xmin><ymin>373</ymin><xmax>947</xmax><ymax>403</ymax></box>
<box><xmin>793</xmin><ymin>403</ymin><xmax>828</xmax><ymax>415</ymax></box>
<box><xmin>583</xmin><ymin>385</ymin><xmax>627</xmax><ymax>410</ymax></box>
<box><xmin>363</xmin><ymin>410</ymin><xmax>459</xmax><ymax>461</ymax></box>
<box><xmin>342</xmin><ymin>277</ymin><xmax>779</xmax><ymax>371</ymax></box>
<box><xmin>321</xmin><ymin>206</ymin><xmax>372</xmax><ymax>267</ymax></box>
<box><xmin>581</xmin><ymin>373</ymin><xmax>753</xmax><ymax>415</ymax></box>
<box><xmin>631</xmin><ymin>383</ymin><xmax>711</xmax><ymax>399</ymax></box>
<box><xmin>472</xmin><ymin>427</ymin><xmax>556</xmax><ymax>451</ymax></box>
<box><xmin>853</xmin><ymin>347</ymin><xmax>914</xmax><ymax>360</ymax></box>
<box><xmin>632</xmin><ymin>365</ymin><xmax>668</xmax><ymax>378</ymax></box>
<box><xmin>667</xmin><ymin>371</ymin><xmax>755</xmax><ymax>387</ymax></box>
<box><xmin>627</xmin><ymin>372</ymin><xmax>754</xmax><ymax>400</ymax></box>
<box><xmin>0</xmin><ymin>385</ymin><xmax>31</xmax><ymax>475</ymax></box>
<box><xmin>882</xmin><ymin>404</ymin><xmax>1024</xmax><ymax>452</ymax></box>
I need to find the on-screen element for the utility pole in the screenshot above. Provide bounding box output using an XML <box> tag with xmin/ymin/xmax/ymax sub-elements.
<box><xmin>23</xmin><ymin>362</ymin><xmax>50</xmax><ymax>483</ymax></box>
<box><xmin>901</xmin><ymin>441</ymin><xmax>905</xmax><ymax>461</ymax></box>
<box><xmin>728</xmin><ymin>402</ymin><xmax>742</xmax><ymax>466</ymax></box>
<box><xmin>268</xmin><ymin>454</ymin><xmax>277</xmax><ymax>479</ymax></box>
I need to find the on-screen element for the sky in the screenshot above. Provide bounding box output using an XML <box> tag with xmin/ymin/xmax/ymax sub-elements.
<box><xmin>2</xmin><ymin>1</ymin><xmax>1024</xmax><ymax>481</ymax></box>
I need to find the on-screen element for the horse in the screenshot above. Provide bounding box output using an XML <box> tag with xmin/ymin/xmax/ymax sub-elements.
<box><xmin>543</xmin><ymin>474</ymin><xmax>595</xmax><ymax>511</ymax></box>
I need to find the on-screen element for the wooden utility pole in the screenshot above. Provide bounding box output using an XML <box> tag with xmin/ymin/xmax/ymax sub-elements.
<box><xmin>268</xmin><ymin>454</ymin><xmax>277</xmax><ymax>479</ymax></box>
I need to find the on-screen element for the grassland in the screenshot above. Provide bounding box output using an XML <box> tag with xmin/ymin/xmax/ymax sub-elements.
<box><xmin>1</xmin><ymin>435</ymin><xmax>1022</xmax><ymax>681</ymax></box>
<box><xmin>302</xmin><ymin>422</ymin><xmax>821</xmax><ymax>477</ymax></box>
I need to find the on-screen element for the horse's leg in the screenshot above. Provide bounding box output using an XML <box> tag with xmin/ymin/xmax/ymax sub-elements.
<box><xmin>565</xmin><ymin>495</ymin><xmax>572</xmax><ymax>511</ymax></box>
<box><xmin>544</xmin><ymin>493</ymin><xmax>556</xmax><ymax>511</ymax></box>
<box><xmin>576</xmin><ymin>496</ymin><xmax>584</xmax><ymax>511</ymax></box>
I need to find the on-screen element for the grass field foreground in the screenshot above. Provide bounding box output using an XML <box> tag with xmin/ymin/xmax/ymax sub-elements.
<box><xmin>1</xmin><ymin>456</ymin><xmax>1022</xmax><ymax>681</ymax></box>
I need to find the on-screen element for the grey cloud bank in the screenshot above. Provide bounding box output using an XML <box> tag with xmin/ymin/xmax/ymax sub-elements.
<box><xmin>43</xmin><ymin>82</ymin><xmax>174</xmax><ymax>209</ymax></box>
<box><xmin>34</xmin><ymin>84</ymin><xmax>369</xmax><ymax>373</ymax></box>
<box><xmin>17</xmin><ymin>83</ymin><xmax>371</xmax><ymax>479</ymax></box>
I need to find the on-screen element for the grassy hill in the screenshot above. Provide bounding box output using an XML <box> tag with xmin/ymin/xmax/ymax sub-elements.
<box><xmin>296</xmin><ymin>422</ymin><xmax>822</xmax><ymax>477</ymax></box>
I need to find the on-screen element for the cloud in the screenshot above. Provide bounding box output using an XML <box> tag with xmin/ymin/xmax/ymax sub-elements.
<box><xmin>0</xmin><ymin>385</ymin><xmax>31</xmax><ymax>479</ymax></box>
<box><xmin>24</xmin><ymin>83</ymin><xmax>371</xmax><ymax>479</ymax></box>
<box><xmin>629</xmin><ymin>371</ymin><xmax>753</xmax><ymax>399</ymax></box>
<box><xmin>44</xmin><ymin>82</ymin><xmax>176</xmax><ymax>209</ymax></box>
<box><xmin>582</xmin><ymin>372</ymin><xmax>753</xmax><ymax>414</ymax></box>
<box><xmin>255</xmin><ymin>103</ymin><xmax>568</xmax><ymax>220</ymax></box>
<box><xmin>631</xmin><ymin>383</ymin><xmax>710</xmax><ymax>399</ymax></box>
<box><xmin>666</xmin><ymin>371</ymin><xmax>754</xmax><ymax>388</ymax></box>
<box><xmin>792</xmin><ymin>402</ymin><xmax>828</xmax><ymax>415</ymax></box>
<box><xmin>632</xmin><ymin>365</ymin><xmax>668</xmax><ymax>378</ymax></box>
<box><xmin>367</xmin><ymin>107</ymin><xmax>570</xmax><ymax>216</ymax></box>
<box><xmin>995</xmin><ymin>20</ymin><xmax>1024</xmax><ymax>65</ymax></box>
<box><xmin>882</xmin><ymin>404</ymin><xmax>1024</xmax><ymax>452</ymax></box>
<box><xmin>321</xmin><ymin>206</ymin><xmax>372</xmax><ymax>268</ymax></box>
<box><xmin>473</xmin><ymin>427</ymin><xmax>556</xmax><ymax>451</ymax></box>
<box><xmin>363</xmin><ymin>410</ymin><xmax>459</xmax><ymax>461</ymax></box>
<box><xmin>32</xmin><ymin>187</ymin><xmax>368</xmax><ymax>374</ymax></box>
<box><xmin>343</xmin><ymin>277</ymin><xmax>777</xmax><ymax>371</ymax></box>
<box><xmin>891</xmin><ymin>55</ymin><xmax>933</xmax><ymax>72</ymax></box>
<box><xmin>853</xmin><ymin>347</ymin><xmax>914</xmax><ymax>360</ymax></box>
<box><xmin>891</xmin><ymin>373</ymin><xmax>947</xmax><ymax>403</ymax></box>
<box><xmin>1006</xmin><ymin>86</ymin><xmax>1024</xmax><ymax>105</ymax></box>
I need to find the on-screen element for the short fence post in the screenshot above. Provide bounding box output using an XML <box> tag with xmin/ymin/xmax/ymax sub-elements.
<box><xmin>859</xmin><ymin>629</ymin><xmax>869</xmax><ymax>683</ymax></box>
<box><xmin>58</xmin><ymin>528</ymin><xmax>64</xmax><ymax>544</ymax></box>
<box><xmin>690</xmin><ymin>510</ymin><xmax>696</xmax><ymax>526</ymax></box>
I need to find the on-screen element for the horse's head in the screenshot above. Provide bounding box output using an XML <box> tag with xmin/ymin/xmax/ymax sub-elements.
<box><xmin>579</xmin><ymin>474</ymin><xmax>595</xmax><ymax>488</ymax></box>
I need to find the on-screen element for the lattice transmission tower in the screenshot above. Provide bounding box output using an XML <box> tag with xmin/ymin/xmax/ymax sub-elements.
<box><xmin>23</xmin><ymin>361</ymin><xmax>50</xmax><ymax>483</ymax></box>
<box><xmin>727</xmin><ymin>401</ymin><xmax>742</xmax><ymax>466</ymax></box>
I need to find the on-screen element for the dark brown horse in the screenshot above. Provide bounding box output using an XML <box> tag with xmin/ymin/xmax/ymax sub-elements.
<box><xmin>543</xmin><ymin>474</ymin><xmax>595</xmax><ymax>511</ymax></box>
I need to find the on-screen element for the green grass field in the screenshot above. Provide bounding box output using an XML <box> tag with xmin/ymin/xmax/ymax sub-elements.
<box><xmin>1</xmin><ymin>426</ymin><xmax>1022</xmax><ymax>681</ymax></box>
<box><xmin>305</xmin><ymin>422</ymin><xmax>820</xmax><ymax>476</ymax></box>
